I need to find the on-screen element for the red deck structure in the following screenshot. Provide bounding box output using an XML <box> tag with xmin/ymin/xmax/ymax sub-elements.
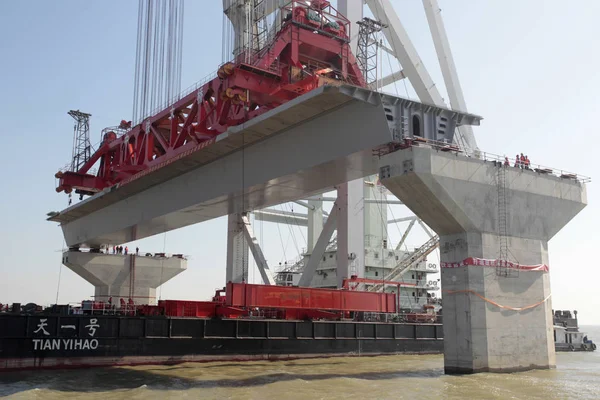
<box><xmin>55</xmin><ymin>1</ymin><xmax>365</xmax><ymax>197</ymax></box>
<box><xmin>127</xmin><ymin>282</ymin><xmax>398</xmax><ymax>320</ymax></box>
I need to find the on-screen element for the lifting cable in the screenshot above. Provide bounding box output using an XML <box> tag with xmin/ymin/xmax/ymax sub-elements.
<box><xmin>55</xmin><ymin>238</ymin><xmax>66</xmax><ymax>304</ymax></box>
<box><xmin>275</xmin><ymin>213</ymin><xmax>288</xmax><ymax>264</ymax></box>
<box><xmin>158</xmin><ymin>228</ymin><xmax>167</xmax><ymax>301</ymax></box>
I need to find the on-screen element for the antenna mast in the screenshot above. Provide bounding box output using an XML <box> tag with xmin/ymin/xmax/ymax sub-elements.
<box><xmin>68</xmin><ymin>110</ymin><xmax>92</xmax><ymax>172</ymax></box>
<box><xmin>356</xmin><ymin>17</ymin><xmax>386</xmax><ymax>90</ymax></box>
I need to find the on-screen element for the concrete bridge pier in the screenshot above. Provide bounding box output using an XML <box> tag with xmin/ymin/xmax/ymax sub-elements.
<box><xmin>62</xmin><ymin>251</ymin><xmax>187</xmax><ymax>305</ymax></box>
<box><xmin>379</xmin><ymin>145</ymin><xmax>587</xmax><ymax>373</ymax></box>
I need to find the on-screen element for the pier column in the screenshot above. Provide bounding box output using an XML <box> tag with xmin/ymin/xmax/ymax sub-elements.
<box><xmin>379</xmin><ymin>146</ymin><xmax>586</xmax><ymax>373</ymax></box>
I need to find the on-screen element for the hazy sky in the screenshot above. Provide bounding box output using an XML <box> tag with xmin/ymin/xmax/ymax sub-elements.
<box><xmin>1</xmin><ymin>1</ymin><xmax>599</xmax><ymax>324</ymax></box>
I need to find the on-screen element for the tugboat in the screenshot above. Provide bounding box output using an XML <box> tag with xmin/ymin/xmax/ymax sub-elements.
<box><xmin>553</xmin><ymin>310</ymin><xmax>596</xmax><ymax>352</ymax></box>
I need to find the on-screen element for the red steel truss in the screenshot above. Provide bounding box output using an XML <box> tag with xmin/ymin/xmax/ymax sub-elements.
<box><xmin>56</xmin><ymin>1</ymin><xmax>366</xmax><ymax>196</ymax></box>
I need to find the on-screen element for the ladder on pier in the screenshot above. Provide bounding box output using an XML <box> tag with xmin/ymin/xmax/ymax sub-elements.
<box><xmin>496</xmin><ymin>164</ymin><xmax>517</xmax><ymax>277</ymax></box>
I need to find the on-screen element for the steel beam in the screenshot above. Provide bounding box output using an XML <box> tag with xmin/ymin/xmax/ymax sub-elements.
<box><xmin>388</xmin><ymin>216</ymin><xmax>417</xmax><ymax>225</ymax></box>
<box><xmin>307</xmin><ymin>196</ymin><xmax>324</xmax><ymax>253</ymax></box>
<box><xmin>423</xmin><ymin>0</ymin><xmax>477</xmax><ymax>151</ymax></box>
<box><xmin>396</xmin><ymin>218</ymin><xmax>416</xmax><ymax>251</ymax></box>
<box><xmin>338</xmin><ymin>0</ymin><xmax>364</xmax><ymax>53</ymax></box>
<box><xmin>376</xmin><ymin>70</ymin><xmax>407</xmax><ymax>89</ymax></box>
<box><xmin>254</xmin><ymin>209</ymin><xmax>308</xmax><ymax>227</ymax></box>
<box><xmin>298</xmin><ymin>204</ymin><xmax>339</xmax><ymax>287</ymax></box>
<box><xmin>226</xmin><ymin>213</ymin><xmax>248</xmax><ymax>283</ymax></box>
<box><xmin>417</xmin><ymin>218</ymin><xmax>434</xmax><ymax>238</ymax></box>
<box><xmin>366</xmin><ymin>0</ymin><xmax>446</xmax><ymax>107</ymax></box>
<box><xmin>293</xmin><ymin>200</ymin><xmax>314</xmax><ymax>210</ymax></box>
<box><xmin>241</xmin><ymin>214</ymin><xmax>276</xmax><ymax>285</ymax></box>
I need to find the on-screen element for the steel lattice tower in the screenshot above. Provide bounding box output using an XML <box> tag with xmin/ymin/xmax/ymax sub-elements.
<box><xmin>68</xmin><ymin>110</ymin><xmax>92</xmax><ymax>172</ymax></box>
<box><xmin>356</xmin><ymin>17</ymin><xmax>386</xmax><ymax>88</ymax></box>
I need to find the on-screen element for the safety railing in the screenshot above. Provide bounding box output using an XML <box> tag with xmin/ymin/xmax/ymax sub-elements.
<box><xmin>65</xmin><ymin>247</ymin><xmax>189</xmax><ymax>260</ymax></box>
<box><xmin>360</xmin><ymin>311</ymin><xmax>441</xmax><ymax>324</ymax></box>
<box><xmin>364</xmin><ymin>279</ymin><xmax>440</xmax><ymax>290</ymax></box>
<box><xmin>403</xmin><ymin>136</ymin><xmax>591</xmax><ymax>184</ymax></box>
<box><xmin>280</xmin><ymin>0</ymin><xmax>351</xmax><ymax>41</ymax></box>
<box><xmin>57</xmin><ymin>162</ymin><xmax>97</xmax><ymax>177</ymax></box>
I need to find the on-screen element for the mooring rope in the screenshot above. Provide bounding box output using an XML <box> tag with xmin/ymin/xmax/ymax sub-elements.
<box><xmin>444</xmin><ymin>290</ymin><xmax>551</xmax><ymax>312</ymax></box>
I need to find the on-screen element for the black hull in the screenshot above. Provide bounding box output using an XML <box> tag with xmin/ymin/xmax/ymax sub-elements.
<box><xmin>0</xmin><ymin>314</ymin><xmax>443</xmax><ymax>371</ymax></box>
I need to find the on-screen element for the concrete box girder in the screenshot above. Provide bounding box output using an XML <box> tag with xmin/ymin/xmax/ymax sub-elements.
<box><xmin>51</xmin><ymin>86</ymin><xmax>481</xmax><ymax>248</ymax></box>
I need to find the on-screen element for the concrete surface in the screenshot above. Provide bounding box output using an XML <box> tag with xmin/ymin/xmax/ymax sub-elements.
<box><xmin>49</xmin><ymin>85</ymin><xmax>480</xmax><ymax>248</ymax></box>
<box><xmin>63</xmin><ymin>251</ymin><xmax>187</xmax><ymax>305</ymax></box>
<box><xmin>379</xmin><ymin>145</ymin><xmax>587</xmax><ymax>373</ymax></box>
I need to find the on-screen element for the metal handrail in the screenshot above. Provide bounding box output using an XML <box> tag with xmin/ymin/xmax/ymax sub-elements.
<box><xmin>406</xmin><ymin>136</ymin><xmax>591</xmax><ymax>184</ymax></box>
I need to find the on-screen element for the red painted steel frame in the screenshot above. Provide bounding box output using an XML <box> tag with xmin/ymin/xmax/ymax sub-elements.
<box><xmin>226</xmin><ymin>282</ymin><xmax>397</xmax><ymax>313</ymax></box>
<box><xmin>56</xmin><ymin>1</ymin><xmax>366</xmax><ymax>195</ymax></box>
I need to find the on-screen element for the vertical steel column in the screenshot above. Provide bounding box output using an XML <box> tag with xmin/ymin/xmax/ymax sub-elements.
<box><xmin>336</xmin><ymin>181</ymin><xmax>365</xmax><ymax>288</ymax></box>
<box><xmin>226</xmin><ymin>213</ymin><xmax>249</xmax><ymax>283</ymax></box>
<box><xmin>422</xmin><ymin>0</ymin><xmax>478</xmax><ymax>151</ymax></box>
<box><xmin>338</xmin><ymin>0</ymin><xmax>364</xmax><ymax>52</ymax></box>
<box><xmin>337</xmin><ymin>0</ymin><xmax>365</xmax><ymax>287</ymax></box>
<box><xmin>306</xmin><ymin>196</ymin><xmax>324</xmax><ymax>254</ymax></box>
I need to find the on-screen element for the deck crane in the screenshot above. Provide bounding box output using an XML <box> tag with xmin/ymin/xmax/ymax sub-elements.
<box><xmin>55</xmin><ymin>1</ymin><xmax>365</xmax><ymax>197</ymax></box>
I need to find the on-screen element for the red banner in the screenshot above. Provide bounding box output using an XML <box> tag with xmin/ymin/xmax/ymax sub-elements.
<box><xmin>440</xmin><ymin>257</ymin><xmax>548</xmax><ymax>272</ymax></box>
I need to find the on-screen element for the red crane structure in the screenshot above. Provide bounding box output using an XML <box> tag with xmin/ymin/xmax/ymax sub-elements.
<box><xmin>55</xmin><ymin>1</ymin><xmax>366</xmax><ymax>197</ymax></box>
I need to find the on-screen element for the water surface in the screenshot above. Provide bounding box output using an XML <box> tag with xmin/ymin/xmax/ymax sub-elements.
<box><xmin>2</xmin><ymin>326</ymin><xmax>599</xmax><ymax>399</ymax></box>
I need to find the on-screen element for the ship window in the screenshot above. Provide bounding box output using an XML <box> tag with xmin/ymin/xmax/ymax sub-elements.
<box><xmin>329</xmin><ymin>254</ymin><xmax>333</xmax><ymax>258</ymax></box>
<box><xmin>375</xmin><ymin>271</ymin><xmax>379</xmax><ymax>277</ymax></box>
<box><xmin>395</xmin><ymin>255</ymin><xmax>399</xmax><ymax>260</ymax></box>
<box><xmin>412</xmin><ymin>291</ymin><xmax>415</xmax><ymax>297</ymax></box>
<box><xmin>412</xmin><ymin>115</ymin><xmax>422</xmax><ymax>137</ymax></box>
<box><xmin>374</xmin><ymin>253</ymin><xmax>379</xmax><ymax>258</ymax></box>
<box><xmin>323</xmin><ymin>256</ymin><xmax>326</xmax><ymax>262</ymax></box>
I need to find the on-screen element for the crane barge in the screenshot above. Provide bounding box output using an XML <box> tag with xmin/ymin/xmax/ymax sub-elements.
<box><xmin>0</xmin><ymin>1</ymin><xmax>460</xmax><ymax>371</ymax></box>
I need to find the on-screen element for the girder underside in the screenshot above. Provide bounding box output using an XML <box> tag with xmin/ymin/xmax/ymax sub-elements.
<box><xmin>57</xmin><ymin>87</ymin><xmax>392</xmax><ymax>247</ymax></box>
<box><xmin>52</xmin><ymin>86</ymin><xmax>481</xmax><ymax>248</ymax></box>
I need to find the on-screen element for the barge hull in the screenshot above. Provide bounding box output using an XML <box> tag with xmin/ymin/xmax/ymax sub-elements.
<box><xmin>0</xmin><ymin>314</ymin><xmax>443</xmax><ymax>371</ymax></box>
